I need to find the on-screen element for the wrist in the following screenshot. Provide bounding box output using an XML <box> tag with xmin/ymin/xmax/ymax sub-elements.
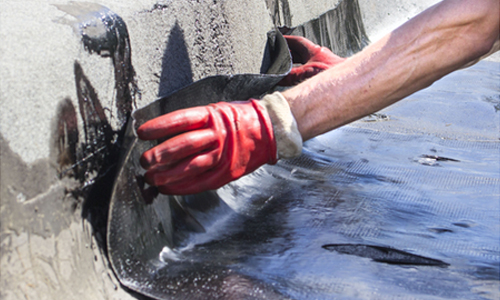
<box><xmin>259</xmin><ymin>92</ymin><xmax>303</xmax><ymax>159</ymax></box>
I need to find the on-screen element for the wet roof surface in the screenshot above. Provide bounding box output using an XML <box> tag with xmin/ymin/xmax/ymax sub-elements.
<box><xmin>108</xmin><ymin>49</ymin><xmax>499</xmax><ymax>299</ymax></box>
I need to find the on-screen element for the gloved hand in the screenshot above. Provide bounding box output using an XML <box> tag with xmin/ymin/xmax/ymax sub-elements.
<box><xmin>137</xmin><ymin>92</ymin><xmax>302</xmax><ymax>195</ymax></box>
<box><xmin>279</xmin><ymin>35</ymin><xmax>345</xmax><ymax>86</ymax></box>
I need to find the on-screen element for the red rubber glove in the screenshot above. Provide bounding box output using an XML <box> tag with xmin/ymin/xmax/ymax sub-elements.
<box><xmin>279</xmin><ymin>35</ymin><xmax>346</xmax><ymax>86</ymax></box>
<box><xmin>137</xmin><ymin>100</ymin><xmax>277</xmax><ymax>195</ymax></box>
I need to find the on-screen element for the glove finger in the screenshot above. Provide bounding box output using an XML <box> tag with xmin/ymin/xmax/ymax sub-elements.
<box><xmin>278</xmin><ymin>62</ymin><xmax>330</xmax><ymax>86</ymax></box>
<box><xmin>140</xmin><ymin>128</ymin><xmax>219</xmax><ymax>169</ymax></box>
<box><xmin>284</xmin><ymin>35</ymin><xmax>320</xmax><ymax>64</ymax></box>
<box><xmin>144</xmin><ymin>147</ymin><xmax>221</xmax><ymax>187</ymax></box>
<box><xmin>137</xmin><ymin>106</ymin><xmax>211</xmax><ymax>140</ymax></box>
<box><xmin>157</xmin><ymin>157</ymin><xmax>251</xmax><ymax>195</ymax></box>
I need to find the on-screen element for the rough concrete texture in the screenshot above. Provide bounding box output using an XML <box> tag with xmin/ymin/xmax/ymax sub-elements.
<box><xmin>0</xmin><ymin>1</ymin><xmax>274</xmax><ymax>299</ymax></box>
<box><xmin>0</xmin><ymin>1</ymin><xmax>498</xmax><ymax>300</ymax></box>
<box><xmin>0</xmin><ymin>0</ymin><xmax>274</xmax><ymax>164</ymax></box>
<box><xmin>0</xmin><ymin>1</ymin><xmax>351</xmax><ymax>299</ymax></box>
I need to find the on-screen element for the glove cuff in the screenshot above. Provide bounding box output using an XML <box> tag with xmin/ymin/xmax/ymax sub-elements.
<box><xmin>259</xmin><ymin>92</ymin><xmax>303</xmax><ymax>159</ymax></box>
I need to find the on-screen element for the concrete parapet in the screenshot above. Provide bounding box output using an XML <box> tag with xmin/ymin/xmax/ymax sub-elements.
<box><xmin>1</xmin><ymin>1</ymin><xmax>498</xmax><ymax>299</ymax></box>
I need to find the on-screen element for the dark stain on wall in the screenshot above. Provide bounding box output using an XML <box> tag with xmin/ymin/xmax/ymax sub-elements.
<box><xmin>56</xmin><ymin>3</ymin><xmax>140</xmax><ymax>127</ymax></box>
<box><xmin>52</xmin><ymin>4</ymin><xmax>143</xmax><ymax>259</ymax></box>
<box><xmin>49</xmin><ymin>61</ymin><xmax>122</xmax><ymax>255</ymax></box>
<box><xmin>74</xmin><ymin>61</ymin><xmax>114</xmax><ymax>182</ymax></box>
<box><xmin>53</xmin><ymin>98</ymin><xmax>79</xmax><ymax>178</ymax></box>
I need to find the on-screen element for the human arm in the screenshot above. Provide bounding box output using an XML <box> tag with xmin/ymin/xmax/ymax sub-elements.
<box><xmin>283</xmin><ymin>0</ymin><xmax>500</xmax><ymax>140</ymax></box>
<box><xmin>137</xmin><ymin>0</ymin><xmax>499</xmax><ymax>195</ymax></box>
<box><xmin>137</xmin><ymin>95</ymin><xmax>300</xmax><ymax>195</ymax></box>
<box><xmin>135</xmin><ymin>35</ymin><xmax>341</xmax><ymax>195</ymax></box>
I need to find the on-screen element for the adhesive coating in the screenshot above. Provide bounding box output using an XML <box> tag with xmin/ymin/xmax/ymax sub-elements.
<box><xmin>108</xmin><ymin>24</ymin><xmax>499</xmax><ymax>300</ymax></box>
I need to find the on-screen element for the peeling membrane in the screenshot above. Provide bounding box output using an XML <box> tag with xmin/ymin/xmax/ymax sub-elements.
<box><xmin>107</xmin><ymin>29</ymin><xmax>293</xmax><ymax>300</ymax></box>
<box><xmin>107</xmin><ymin>3</ymin><xmax>499</xmax><ymax>300</ymax></box>
<box><xmin>109</xmin><ymin>34</ymin><xmax>499</xmax><ymax>300</ymax></box>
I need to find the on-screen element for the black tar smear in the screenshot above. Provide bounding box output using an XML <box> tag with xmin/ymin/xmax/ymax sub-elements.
<box><xmin>322</xmin><ymin>244</ymin><xmax>449</xmax><ymax>267</ymax></box>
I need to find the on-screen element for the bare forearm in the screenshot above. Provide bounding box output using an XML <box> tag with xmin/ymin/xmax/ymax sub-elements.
<box><xmin>283</xmin><ymin>0</ymin><xmax>499</xmax><ymax>141</ymax></box>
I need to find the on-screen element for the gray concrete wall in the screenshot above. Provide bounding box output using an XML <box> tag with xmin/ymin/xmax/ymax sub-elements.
<box><xmin>0</xmin><ymin>1</ymin><xmax>497</xmax><ymax>299</ymax></box>
<box><xmin>0</xmin><ymin>1</ymin><xmax>347</xmax><ymax>299</ymax></box>
<box><xmin>0</xmin><ymin>1</ymin><xmax>274</xmax><ymax>299</ymax></box>
<box><xmin>0</xmin><ymin>0</ymin><xmax>271</xmax><ymax>164</ymax></box>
